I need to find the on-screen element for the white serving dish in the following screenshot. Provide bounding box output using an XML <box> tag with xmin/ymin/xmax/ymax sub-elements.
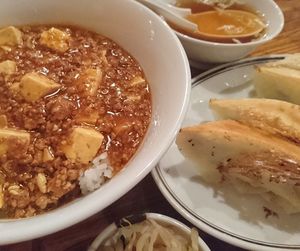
<box><xmin>88</xmin><ymin>213</ymin><xmax>211</xmax><ymax>251</ymax></box>
<box><xmin>162</xmin><ymin>0</ymin><xmax>284</xmax><ymax>64</ymax></box>
<box><xmin>0</xmin><ymin>0</ymin><xmax>190</xmax><ymax>244</ymax></box>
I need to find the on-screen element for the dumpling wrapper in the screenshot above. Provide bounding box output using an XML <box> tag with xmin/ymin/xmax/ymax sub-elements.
<box><xmin>210</xmin><ymin>98</ymin><xmax>300</xmax><ymax>144</ymax></box>
<box><xmin>176</xmin><ymin>120</ymin><xmax>300</xmax><ymax>214</ymax></box>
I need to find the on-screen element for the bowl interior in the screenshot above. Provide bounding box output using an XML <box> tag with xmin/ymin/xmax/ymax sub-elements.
<box><xmin>0</xmin><ymin>0</ymin><xmax>190</xmax><ymax>244</ymax></box>
<box><xmin>246</xmin><ymin>0</ymin><xmax>284</xmax><ymax>42</ymax></box>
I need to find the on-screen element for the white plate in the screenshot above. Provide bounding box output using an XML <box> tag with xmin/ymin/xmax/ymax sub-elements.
<box><xmin>152</xmin><ymin>55</ymin><xmax>300</xmax><ymax>251</ymax></box>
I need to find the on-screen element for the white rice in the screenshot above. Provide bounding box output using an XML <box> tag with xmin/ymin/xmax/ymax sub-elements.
<box><xmin>79</xmin><ymin>152</ymin><xmax>113</xmax><ymax>194</ymax></box>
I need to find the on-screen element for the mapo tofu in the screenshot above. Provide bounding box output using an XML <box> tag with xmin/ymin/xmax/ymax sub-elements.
<box><xmin>0</xmin><ymin>25</ymin><xmax>151</xmax><ymax>218</ymax></box>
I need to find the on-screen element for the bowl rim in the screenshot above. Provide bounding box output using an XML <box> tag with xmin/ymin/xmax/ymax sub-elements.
<box><xmin>175</xmin><ymin>0</ymin><xmax>284</xmax><ymax>47</ymax></box>
<box><xmin>0</xmin><ymin>0</ymin><xmax>191</xmax><ymax>245</ymax></box>
<box><xmin>88</xmin><ymin>212</ymin><xmax>211</xmax><ymax>251</ymax></box>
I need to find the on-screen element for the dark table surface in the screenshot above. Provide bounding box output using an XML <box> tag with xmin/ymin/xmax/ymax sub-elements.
<box><xmin>3</xmin><ymin>0</ymin><xmax>300</xmax><ymax>250</ymax></box>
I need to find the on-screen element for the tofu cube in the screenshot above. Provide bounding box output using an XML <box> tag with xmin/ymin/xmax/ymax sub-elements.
<box><xmin>78</xmin><ymin>68</ymin><xmax>102</xmax><ymax>96</ymax></box>
<box><xmin>76</xmin><ymin>111</ymin><xmax>99</xmax><ymax>125</ymax></box>
<box><xmin>61</xmin><ymin>127</ymin><xmax>104</xmax><ymax>164</ymax></box>
<box><xmin>43</xmin><ymin>147</ymin><xmax>54</xmax><ymax>162</ymax></box>
<box><xmin>0</xmin><ymin>115</ymin><xmax>7</xmax><ymax>128</ymax></box>
<box><xmin>100</xmin><ymin>50</ymin><xmax>109</xmax><ymax>66</ymax></box>
<box><xmin>40</xmin><ymin>27</ymin><xmax>70</xmax><ymax>53</ymax></box>
<box><xmin>0</xmin><ymin>46</ymin><xmax>12</xmax><ymax>52</ymax></box>
<box><xmin>0</xmin><ymin>128</ymin><xmax>30</xmax><ymax>156</ymax></box>
<box><xmin>19</xmin><ymin>72</ymin><xmax>61</xmax><ymax>102</ymax></box>
<box><xmin>130</xmin><ymin>76</ymin><xmax>146</xmax><ymax>86</ymax></box>
<box><xmin>125</xmin><ymin>95</ymin><xmax>141</xmax><ymax>102</ymax></box>
<box><xmin>0</xmin><ymin>26</ymin><xmax>22</xmax><ymax>46</ymax></box>
<box><xmin>0</xmin><ymin>60</ymin><xmax>16</xmax><ymax>75</ymax></box>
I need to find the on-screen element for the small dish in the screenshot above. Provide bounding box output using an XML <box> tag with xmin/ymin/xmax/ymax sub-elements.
<box><xmin>88</xmin><ymin>213</ymin><xmax>211</xmax><ymax>251</ymax></box>
<box><xmin>152</xmin><ymin>55</ymin><xmax>300</xmax><ymax>251</ymax></box>
<box><xmin>164</xmin><ymin>0</ymin><xmax>284</xmax><ymax>63</ymax></box>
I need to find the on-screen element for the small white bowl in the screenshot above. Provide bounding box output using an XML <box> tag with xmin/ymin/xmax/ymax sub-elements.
<box><xmin>171</xmin><ymin>0</ymin><xmax>284</xmax><ymax>63</ymax></box>
<box><xmin>0</xmin><ymin>0</ymin><xmax>190</xmax><ymax>245</ymax></box>
<box><xmin>88</xmin><ymin>213</ymin><xmax>211</xmax><ymax>251</ymax></box>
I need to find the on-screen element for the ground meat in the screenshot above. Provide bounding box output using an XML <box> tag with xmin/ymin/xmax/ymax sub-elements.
<box><xmin>0</xmin><ymin>25</ymin><xmax>151</xmax><ymax>218</ymax></box>
<box><xmin>47</xmin><ymin>96</ymin><xmax>76</xmax><ymax>121</ymax></box>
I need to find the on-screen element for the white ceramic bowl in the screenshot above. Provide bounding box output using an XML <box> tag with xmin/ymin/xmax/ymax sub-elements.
<box><xmin>88</xmin><ymin>213</ymin><xmax>211</xmax><ymax>251</ymax></box>
<box><xmin>165</xmin><ymin>0</ymin><xmax>284</xmax><ymax>63</ymax></box>
<box><xmin>0</xmin><ymin>0</ymin><xmax>190</xmax><ymax>244</ymax></box>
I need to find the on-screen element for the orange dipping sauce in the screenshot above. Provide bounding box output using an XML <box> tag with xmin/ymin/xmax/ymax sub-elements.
<box><xmin>187</xmin><ymin>10</ymin><xmax>264</xmax><ymax>36</ymax></box>
<box><xmin>174</xmin><ymin>1</ymin><xmax>265</xmax><ymax>43</ymax></box>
